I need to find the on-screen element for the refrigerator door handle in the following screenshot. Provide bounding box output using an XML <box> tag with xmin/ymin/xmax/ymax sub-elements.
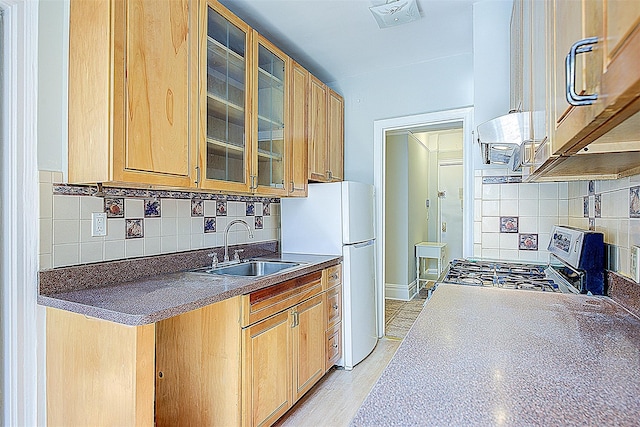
<box><xmin>352</xmin><ymin>240</ymin><xmax>375</xmax><ymax>249</ymax></box>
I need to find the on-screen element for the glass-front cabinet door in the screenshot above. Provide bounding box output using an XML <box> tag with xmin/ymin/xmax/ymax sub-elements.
<box><xmin>253</xmin><ymin>35</ymin><xmax>288</xmax><ymax>195</ymax></box>
<box><xmin>200</xmin><ymin>1</ymin><xmax>252</xmax><ymax>192</ymax></box>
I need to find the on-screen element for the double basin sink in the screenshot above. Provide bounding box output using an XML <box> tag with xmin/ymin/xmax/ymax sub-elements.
<box><xmin>192</xmin><ymin>260</ymin><xmax>305</xmax><ymax>277</ymax></box>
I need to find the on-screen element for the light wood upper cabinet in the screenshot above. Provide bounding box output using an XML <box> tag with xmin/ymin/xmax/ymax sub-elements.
<box><xmin>524</xmin><ymin>0</ymin><xmax>640</xmax><ymax>181</ymax></box>
<box><xmin>288</xmin><ymin>61</ymin><xmax>310</xmax><ymax>197</ymax></box>
<box><xmin>198</xmin><ymin>0</ymin><xmax>252</xmax><ymax>193</ymax></box>
<box><xmin>327</xmin><ymin>89</ymin><xmax>345</xmax><ymax>181</ymax></box>
<box><xmin>252</xmin><ymin>35</ymin><xmax>289</xmax><ymax>196</ymax></box>
<box><xmin>69</xmin><ymin>0</ymin><xmax>342</xmax><ymax>194</ymax></box>
<box><xmin>308</xmin><ymin>77</ymin><xmax>344</xmax><ymax>183</ymax></box>
<box><xmin>68</xmin><ymin>0</ymin><xmax>198</xmax><ymax>188</ymax></box>
<box><xmin>548</xmin><ymin>0</ymin><xmax>640</xmax><ymax>156</ymax></box>
<box><xmin>308</xmin><ymin>75</ymin><xmax>329</xmax><ymax>182</ymax></box>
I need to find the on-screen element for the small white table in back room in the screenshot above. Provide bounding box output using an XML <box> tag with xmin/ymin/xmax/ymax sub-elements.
<box><xmin>415</xmin><ymin>242</ymin><xmax>447</xmax><ymax>295</ymax></box>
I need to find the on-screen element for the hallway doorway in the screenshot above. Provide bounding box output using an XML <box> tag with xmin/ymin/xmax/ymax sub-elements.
<box><xmin>373</xmin><ymin>108</ymin><xmax>474</xmax><ymax>337</ymax></box>
<box><xmin>384</xmin><ymin>126</ymin><xmax>463</xmax><ymax>301</ymax></box>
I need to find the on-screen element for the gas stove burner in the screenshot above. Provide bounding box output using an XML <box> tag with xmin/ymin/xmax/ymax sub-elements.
<box><xmin>459</xmin><ymin>277</ymin><xmax>484</xmax><ymax>286</ymax></box>
<box><xmin>442</xmin><ymin>259</ymin><xmax>564</xmax><ymax>293</ymax></box>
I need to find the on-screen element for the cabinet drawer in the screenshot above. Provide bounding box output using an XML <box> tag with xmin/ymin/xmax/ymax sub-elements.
<box><xmin>325</xmin><ymin>285</ymin><xmax>342</xmax><ymax>329</ymax></box>
<box><xmin>323</xmin><ymin>264</ymin><xmax>342</xmax><ymax>290</ymax></box>
<box><xmin>241</xmin><ymin>271</ymin><xmax>323</xmax><ymax>327</ymax></box>
<box><xmin>325</xmin><ymin>322</ymin><xmax>342</xmax><ymax>372</ymax></box>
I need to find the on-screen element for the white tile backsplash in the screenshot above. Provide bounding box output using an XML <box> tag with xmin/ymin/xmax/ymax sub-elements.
<box><xmin>80</xmin><ymin>196</ymin><xmax>103</xmax><ymax>220</ymax></box>
<box><xmin>474</xmin><ymin>171</ymin><xmax>569</xmax><ymax>260</ymax></box>
<box><xmin>125</xmin><ymin>199</ymin><xmax>144</xmax><ymax>218</ymax></box>
<box><xmin>482</xmin><ymin>200</ymin><xmax>500</xmax><ymax>216</ymax></box>
<box><xmin>162</xmin><ymin>199</ymin><xmax>177</xmax><ymax>218</ymax></box>
<box><xmin>53</xmin><ymin>220</ymin><xmax>79</xmax><ymax>245</ymax></box>
<box><xmin>500</xmin><ymin>184</ymin><xmax>518</xmax><ymax>200</ymax></box>
<box><xmin>39</xmin><ymin>171</ymin><xmax>282</xmax><ymax>268</ymax></box>
<box><xmin>499</xmin><ymin>199</ymin><xmax>518</xmax><ymax>216</ymax></box>
<box><xmin>53</xmin><ymin>195</ymin><xmax>80</xmax><ymax>220</ymax></box>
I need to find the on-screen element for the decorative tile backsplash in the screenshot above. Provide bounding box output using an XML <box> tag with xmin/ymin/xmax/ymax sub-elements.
<box><xmin>566</xmin><ymin>177</ymin><xmax>640</xmax><ymax>278</ymax></box>
<box><xmin>474</xmin><ymin>169</ymin><xmax>568</xmax><ymax>262</ymax></box>
<box><xmin>39</xmin><ymin>173</ymin><xmax>281</xmax><ymax>269</ymax></box>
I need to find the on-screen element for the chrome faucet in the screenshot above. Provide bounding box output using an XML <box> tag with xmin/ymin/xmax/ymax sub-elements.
<box><xmin>223</xmin><ymin>219</ymin><xmax>254</xmax><ymax>262</ymax></box>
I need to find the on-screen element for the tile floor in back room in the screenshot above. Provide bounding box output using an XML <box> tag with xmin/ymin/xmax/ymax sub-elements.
<box><xmin>385</xmin><ymin>287</ymin><xmax>429</xmax><ymax>339</ymax></box>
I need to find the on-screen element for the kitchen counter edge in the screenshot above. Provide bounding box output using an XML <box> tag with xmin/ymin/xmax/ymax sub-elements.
<box><xmin>37</xmin><ymin>253</ymin><xmax>342</xmax><ymax>326</ymax></box>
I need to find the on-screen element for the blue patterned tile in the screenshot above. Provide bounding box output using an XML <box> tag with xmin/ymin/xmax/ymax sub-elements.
<box><xmin>204</xmin><ymin>217</ymin><xmax>216</xmax><ymax>233</ymax></box>
<box><xmin>246</xmin><ymin>202</ymin><xmax>255</xmax><ymax>216</ymax></box>
<box><xmin>144</xmin><ymin>199</ymin><xmax>161</xmax><ymax>217</ymax></box>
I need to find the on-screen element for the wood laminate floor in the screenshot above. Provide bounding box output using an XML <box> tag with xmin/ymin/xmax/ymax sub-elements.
<box><xmin>275</xmin><ymin>289</ymin><xmax>429</xmax><ymax>426</ymax></box>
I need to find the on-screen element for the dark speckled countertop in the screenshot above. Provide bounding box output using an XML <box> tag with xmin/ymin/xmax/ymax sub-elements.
<box><xmin>352</xmin><ymin>283</ymin><xmax>640</xmax><ymax>426</ymax></box>
<box><xmin>38</xmin><ymin>247</ymin><xmax>340</xmax><ymax>326</ymax></box>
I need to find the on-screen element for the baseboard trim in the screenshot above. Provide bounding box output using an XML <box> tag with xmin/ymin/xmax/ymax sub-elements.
<box><xmin>385</xmin><ymin>280</ymin><xmax>417</xmax><ymax>301</ymax></box>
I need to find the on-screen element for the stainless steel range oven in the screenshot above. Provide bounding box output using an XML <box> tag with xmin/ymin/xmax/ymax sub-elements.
<box><xmin>440</xmin><ymin>226</ymin><xmax>605</xmax><ymax>295</ymax></box>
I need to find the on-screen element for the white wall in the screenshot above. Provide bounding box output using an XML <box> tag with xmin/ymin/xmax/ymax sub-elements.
<box><xmin>385</xmin><ymin>134</ymin><xmax>408</xmax><ymax>288</ymax></box>
<box><xmin>408</xmin><ymin>133</ymin><xmax>430</xmax><ymax>282</ymax></box>
<box><xmin>332</xmin><ymin>0</ymin><xmax>512</xmax><ymax>185</ymax></box>
<box><xmin>37</xmin><ymin>0</ymin><xmax>68</xmax><ymax>174</ymax></box>
<box><xmin>473</xmin><ymin>0</ymin><xmax>513</xmax><ymax>128</ymax></box>
<box><xmin>335</xmin><ymin>53</ymin><xmax>474</xmax><ymax>185</ymax></box>
<box><xmin>384</xmin><ymin>132</ymin><xmax>430</xmax><ymax>299</ymax></box>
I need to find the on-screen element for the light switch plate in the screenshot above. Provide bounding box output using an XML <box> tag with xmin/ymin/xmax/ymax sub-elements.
<box><xmin>631</xmin><ymin>246</ymin><xmax>640</xmax><ymax>283</ymax></box>
<box><xmin>92</xmin><ymin>212</ymin><xmax>107</xmax><ymax>237</ymax></box>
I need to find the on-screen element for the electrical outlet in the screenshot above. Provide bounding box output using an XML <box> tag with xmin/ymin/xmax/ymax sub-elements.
<box><xmin>631</xmin><ymin>246</ymin><xmax>640</xmax><ymax>283</ymax></box>
<box><xmin>92</xmin><ymin>212</ymin><xmax>107</xmax><ymax>237</ymax></box>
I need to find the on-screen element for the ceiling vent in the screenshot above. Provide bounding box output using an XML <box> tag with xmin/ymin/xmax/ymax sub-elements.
<box><xmin>369</xmin><ymin>0</ymin><xmax>421</xmax><ymax>29</ymax></box>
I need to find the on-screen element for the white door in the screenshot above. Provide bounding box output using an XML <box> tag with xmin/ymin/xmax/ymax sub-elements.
<box><xmin>438</xmin><ymin>162</ymin><xmax>463</xmax><ymax>264</ymax></box>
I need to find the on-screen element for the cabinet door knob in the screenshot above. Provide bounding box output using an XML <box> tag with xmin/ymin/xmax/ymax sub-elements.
<box><xmin>565</xmin><ymin>37</ymin><xmax>599</xmax><ymax>106</ymax></box>
<box><xmin>330</xmin><ymin>273</ymin><xmax>339</xmax><ymax>280</ymax></box>
<box><xmin>332</xmin><ymin>304</ymin><xmax>339</xmax><ymax>310</ymax></box>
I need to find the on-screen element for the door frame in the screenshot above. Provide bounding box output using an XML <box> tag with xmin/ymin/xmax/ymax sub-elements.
<box><xmin>0</xmin><ymin>0</ymin><xmax>43</xmax><ymax>425</ymax></box>
<box><xmin>373</xmin><ymin>107</ymin><xmax>473</xmax><ymax>337</ymax></box>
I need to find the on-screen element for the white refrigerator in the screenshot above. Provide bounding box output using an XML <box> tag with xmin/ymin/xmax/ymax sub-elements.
<box><xmin>281</xmin><ymin>181</ymin><xmax>377</xmax><ymax>370</ymax></box>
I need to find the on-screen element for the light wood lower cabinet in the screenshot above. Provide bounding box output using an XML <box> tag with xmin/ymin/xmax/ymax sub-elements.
<box><xmin>46</xmin><ymin>308</ymin><xmax>156</xmax><ymax>427</ymax></box>
<box><xmin>322</xmin><ymin>264</ymin><xmax>343</xmax><ymax>372</ymax></box>
<box><xmin>155</xmin><ymin>296</ymin><xmax>242</xmax><ymax>426</ymax></box>
<box><xmin>242</xmin><ymin>309</ymin><xmax>293</xmax><ymax>427</ymax></box>
<box><xmin>292</xmin><ymin>294</ymin><xmax>326</xmax><ymax>401</ymax></box>
<box><xmin>46</xmin><ymin>266</ymin><xmax>342</xmax><ymax>427</ymax></box>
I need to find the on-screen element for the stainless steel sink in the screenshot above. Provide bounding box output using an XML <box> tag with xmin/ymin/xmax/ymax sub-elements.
<box><xmin>192</xmin><ymin>260</ymin><xmax>303</xmax><ymax>277</ymax></box>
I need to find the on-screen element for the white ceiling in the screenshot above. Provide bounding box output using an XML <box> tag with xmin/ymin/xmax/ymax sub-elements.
<box><xmin>218</xmin><ymin>0</ymin><xmax>476</xmax><ymax>84</ymax></box>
